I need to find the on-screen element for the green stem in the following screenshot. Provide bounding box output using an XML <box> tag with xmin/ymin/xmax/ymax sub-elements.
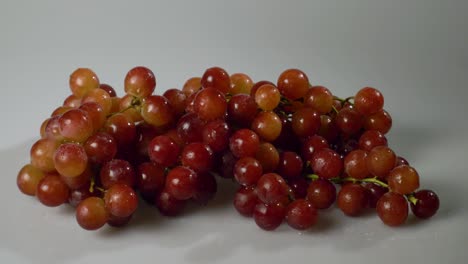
<box><xmin>305</xmin><ymin>174</ymin><xmax>418</xmax><ymax>204</ymax></box>
<box><xmin>306</xmin><ymin>174</ymin><xmax>388</xmax><ymax>188</ymax></box>
<box><xmin>331</xmin><ymin>105</ymin><xmax>339</xmax><ymax>114</ymax></box>
<box><xmin>406</xmin><ymin>194</ymin><xmax>418</xmax><ymax>205</ymax></box>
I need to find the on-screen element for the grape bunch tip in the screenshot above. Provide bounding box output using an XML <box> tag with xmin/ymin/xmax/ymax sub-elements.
<box><xmin>17</xmin><ymin>66</ymin><xmax>440</xmax><ymax>231</ymax></box>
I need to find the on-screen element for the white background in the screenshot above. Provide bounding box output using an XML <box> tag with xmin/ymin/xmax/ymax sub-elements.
<box><xmin>1</xmin><ymin>0</ymin><xmax>467</xmax><ymax>263</ymax></box>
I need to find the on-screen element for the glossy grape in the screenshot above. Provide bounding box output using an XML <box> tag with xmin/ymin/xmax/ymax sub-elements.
<box><xmin>69</xmin><ymin>68</ymin><xmax>99</xmax><ymax>98</ymax></box>
<box><xmin>17</xmin><ymin>164</ymin><xmax>45</xmax><ymax>196</ymax></box>
<box><xmin>124</xmin><ymin>66</ymin><xmax>156</xmax><ymax>98</ymax></box>
<box><xmin>337</xmin><ymin>183</ymin><xmax>368</xmax><ymax>216</ymax></box>
<box><xmin>377</xmin><ymin>192</ymin><xmax>408</xmax><ymax>226</ymax></box>
<box><xmin>306</xmin><ymin>179</ymin><xmax>336</xmax><ymax>209</ymax></box>
<box><xmin>286</xmin><ymin>199</ymin><xmax>318</xmax><ymax>230</ymax></box>
<box><xmin>354</xmin><ymin>87</ymin><xmax>384</xmax><ymax>116</ymax></box>
<box><xmin>411</xmin><ymin>189</ymin><xmax>439</xmax><ymax>219</ymax></box>
<box><xmin>387</xmin><ymin>165</ymin><xmax>420</xmax><ymax>195</ymax></box>
<box><xmin>76</xmin><ymin>197</ymin><xmax>108</xmax><ymax>230</ymax></box>
<box><xmin>230</xmin><ymin>73</ymin><xmax>253</xmax><ymax>95</ymax></box>
<box><xmin>104</xmin><ymin>183</ymin><xmax>138</xmax><ymax>218</ymax></box>
<box><xmin>254</xmin><ymin>202</ymin><xmax>286</xmax><ymax>231</ymax></box>
<box><xmin>277</xmin><ymin>69</ymin><xmax>309</xmax><ymax>100</ymax></box>
<box><xmin>233</xmin><ymin>186</ymin><xmax>258</xmax><ymax>217</ymax></box>
<box><xmin>201</xmin><ymin>67</ymin><xmax>230</xmax><ymax>94</ymax></box>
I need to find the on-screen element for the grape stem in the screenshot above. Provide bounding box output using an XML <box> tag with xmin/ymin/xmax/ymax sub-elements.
<box><xmin>333</xmin><ymin>96</ymin><xmax>355</xmax><ymax>106</ymax></box>
<box><xmin>106</xmin><ymin>97</ymin><xmax>141</xmax><ymax>118</ymax></box>
<box><xmin>306</xmin><ymin>174</ymin><xmax>418</xmax><ymax>204</ymax></box>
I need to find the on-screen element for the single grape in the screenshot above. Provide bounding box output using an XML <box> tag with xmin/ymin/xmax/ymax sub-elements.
<box><xmin>181</xmin><ymin>143</ymin><xmax>214</xmax><ymax>173</ymax></box>
<box><xmin>304</xmin><ymin>86</ymin><xmax>333</xmax><ymax>114</ymax></box>
<box><xmin>366</xmin><ymin>146</ymin><xmax>396</xmax><ymax>178</ymax></box>
<box><xmin>301</xmin><ymin>135</ymin><xmax>329</xmax><ymax>161</ymax></box>
<box><xmin>310</xmin><ymin>148</ymin><xmax>343</xmax><ymax>179</ymax></box>
<box><xmin>277</xmin><ymin>69</ymin><xmax>309</xmax><ymax>100</ymax></box>
<box><xmin>177</xmin><ymin>112</ymin><xmax>205</xmax><ymax>143</ymax></box>
<box><xmin>344</xmin><ymin>149</ymin><xmax>370</xmax><ymax>179</ymax></box>
<box><xmin>155</xmin><ymin>189</ymin><xmax>187</xmax><ymax>216</ymax></box>
<box><xmin>36</xmin><ymin>174</ymin><xmax>70</xmax><ymax>207</ymax></box>
<box><xmin>251</xmin><ymin>111</ymin><xmax>282</xmax><ymax>142</ymax></box>
<box><xmin>105</xmin><ymin>113</ymin><xmax>137</xmax><ymax>148</ymax></box>
<box><xmin>202</xmin><ymin>120</ymin><xmax>230</xmax><ymax>152</ymax></box>
<box><xmin>387</xmin><ymin>165</ymin><xmax>420</xmax><ymax>195</ymax></box>
<box><xmin>358</xmin><ymin>130</ymin><xmax>388</xmax><ymax>151</ymax></box>
<box><xmin>104</xmin><ymin>183</ymin><xmax>138</xmax><ymax>218</ymax></box>
<box><xmin>256</xmin><ymin>173</ymin><xmax>290</xmax><ymax>205</ymax></box>
<box><xmin>234</xmin><ymin>157</ymin><xmax>263</xmax><ymax>186</ymax></box>
<box><xmin>182</xmin><ymin>77</ymin><xmax>202</xmax><ymax>97</ymax></box>
<box><xmin>411</xmin><ymin>189</ymin><xmax>440</xmax><ymax>219</ymax></box>
<box><xmin>84</xmin><ymin>132</ymin><xmax>118</xmax><ymax>164</ymax></box>
<box><xmin>76</xmin><ymin>197</ymin><xmax>108</xmax><ymax>230</ymax></box>
<box><xmin>227</xmin><ymin>94</ymin><xmax>257</xmax><ymax>127</ymax></box>
<box><xmin>165</xmin><ymin>166</ymin><xmax>198</xmax><ymax>200</ymax></box>
<box><xmin>254</xmin><ymin>202</ymin><xmax>286</xmax><ymax>231</ymax></box>
<box><xmin>277</xmin><ymin>151</ymin><xmax>303</xmax><ymax>179</ymax></box>
<box><xmin>377</xmin><ymin>192</ymin><xmax>408</xmax><ymax>226</ymax></box>
<box><xmin>255</xmin><ymin>84</ymin><xmax>280</xmax><ymax>111</ymax></box>
<box><xmin>364</xmin><ymin>109</ymin><xmax>392</xmax><ymax>134</ymax></box>
<box><xmin>306</xmin><ymin>179</ymin><xmax>336</xmax><ymax>209</ymax></box>
<box><xmin>335</xmin><ymin>108</ymin><xmax>363</xmax><ymax>135</ymax></box>
<box><xmin>354</xmin><ymin>87</ymin><xmax>384</xmax><ymax>116</ymax></box>
<box><xmin>59</xmin><ymin>109</ymin><xmax>94</xmax><ymax>142</ymax></box>
<box><xmin>233</xmin><ymin>186</ymin><xmax>258</xmax><ymax>217</ymax></box>
<box><xmin>100</xmin><ymin>159</ymin><xmax>136</xmax><ymax>189</ymax></box>
<box><xmin>17</xmin><ymin>164</ymin><xmax>45</xmax><ymax>196</ymax></box>
<box><xmin>230</xmin><ymin>73</ymin><xmax>254</xmax><ymax>95</ymax></box>
<box><xmin>69</xmin><ymin>68</ymin><xmax>99</xmax><ymax>98</ymax></box>
<box><xmin>193</xmin><ymin>88</ymin><xmax>227</xmax><ymax>121</ymax></box>
<box><xmin>291</xmin><ymin>107</ymin><xmax>321</xmax><ymax>137</ymax></box>
<box><xmin>229</xmin><ymin>129</ymin><xmax>260</xmax><ymax>158</ymax></box>
<box><xmin>53</xmin><ymin>143</ymin><xmax>88</xmax><ymax>178</ymax></box>
<box><xmin>286</xmin><ymin>199</ymin><xmax>318</xmax><ymax>230</ymax></box>
<box><xmin>136</xmin><ymin>162</ymin><xmax>165</xmax><ymax>194</ymax></box>
<box><xmin>148</xmin><ymin>135</ymin><xmax>180</xmax><ymax>167</ymax></box>
<box><xmin>201</xmin><ymin>66</ymin><xmax>230</xmax><ymax>94</ymax></box>
<box><xmin>141</xmin><ymin>95</ymin><xmax>174</xmax><ymax>128</ymax></box>
<box><xmin>337</xmin><ymin>183</ymin><xmax>368</xmax><ymax>216</ymax></box>
<box><xmin>163</xmin><ymin>88</ymin><xmax>187</xmax><ymax>118</ymax></box>
<box><xmin>124</xmin><ymin>66</ymin><xmax>156</xmax><ymax>98</ymax></box>
<box><xmin>255</xmin><ymin>142</ymin><xmax>280</xmax><ymax>173</ymax></box>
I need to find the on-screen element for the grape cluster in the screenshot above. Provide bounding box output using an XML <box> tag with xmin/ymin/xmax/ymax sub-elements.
<box><xmin>17</xmin><ymin>66</ymin><xmax>440</xmax><ymax>231</ymax></box>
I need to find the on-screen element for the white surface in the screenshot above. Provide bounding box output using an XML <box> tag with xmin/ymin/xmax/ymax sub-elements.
<box><xmin>1</xmin><ymin>0</ymin><xmax>468</xmax><ymax>263</ymax></box>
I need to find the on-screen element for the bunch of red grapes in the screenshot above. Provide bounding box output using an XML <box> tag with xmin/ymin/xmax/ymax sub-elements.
<box><xmin>17</xmin><ymin>66</ymin><xmax>440</xmax><ymax>231</ymax></box>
